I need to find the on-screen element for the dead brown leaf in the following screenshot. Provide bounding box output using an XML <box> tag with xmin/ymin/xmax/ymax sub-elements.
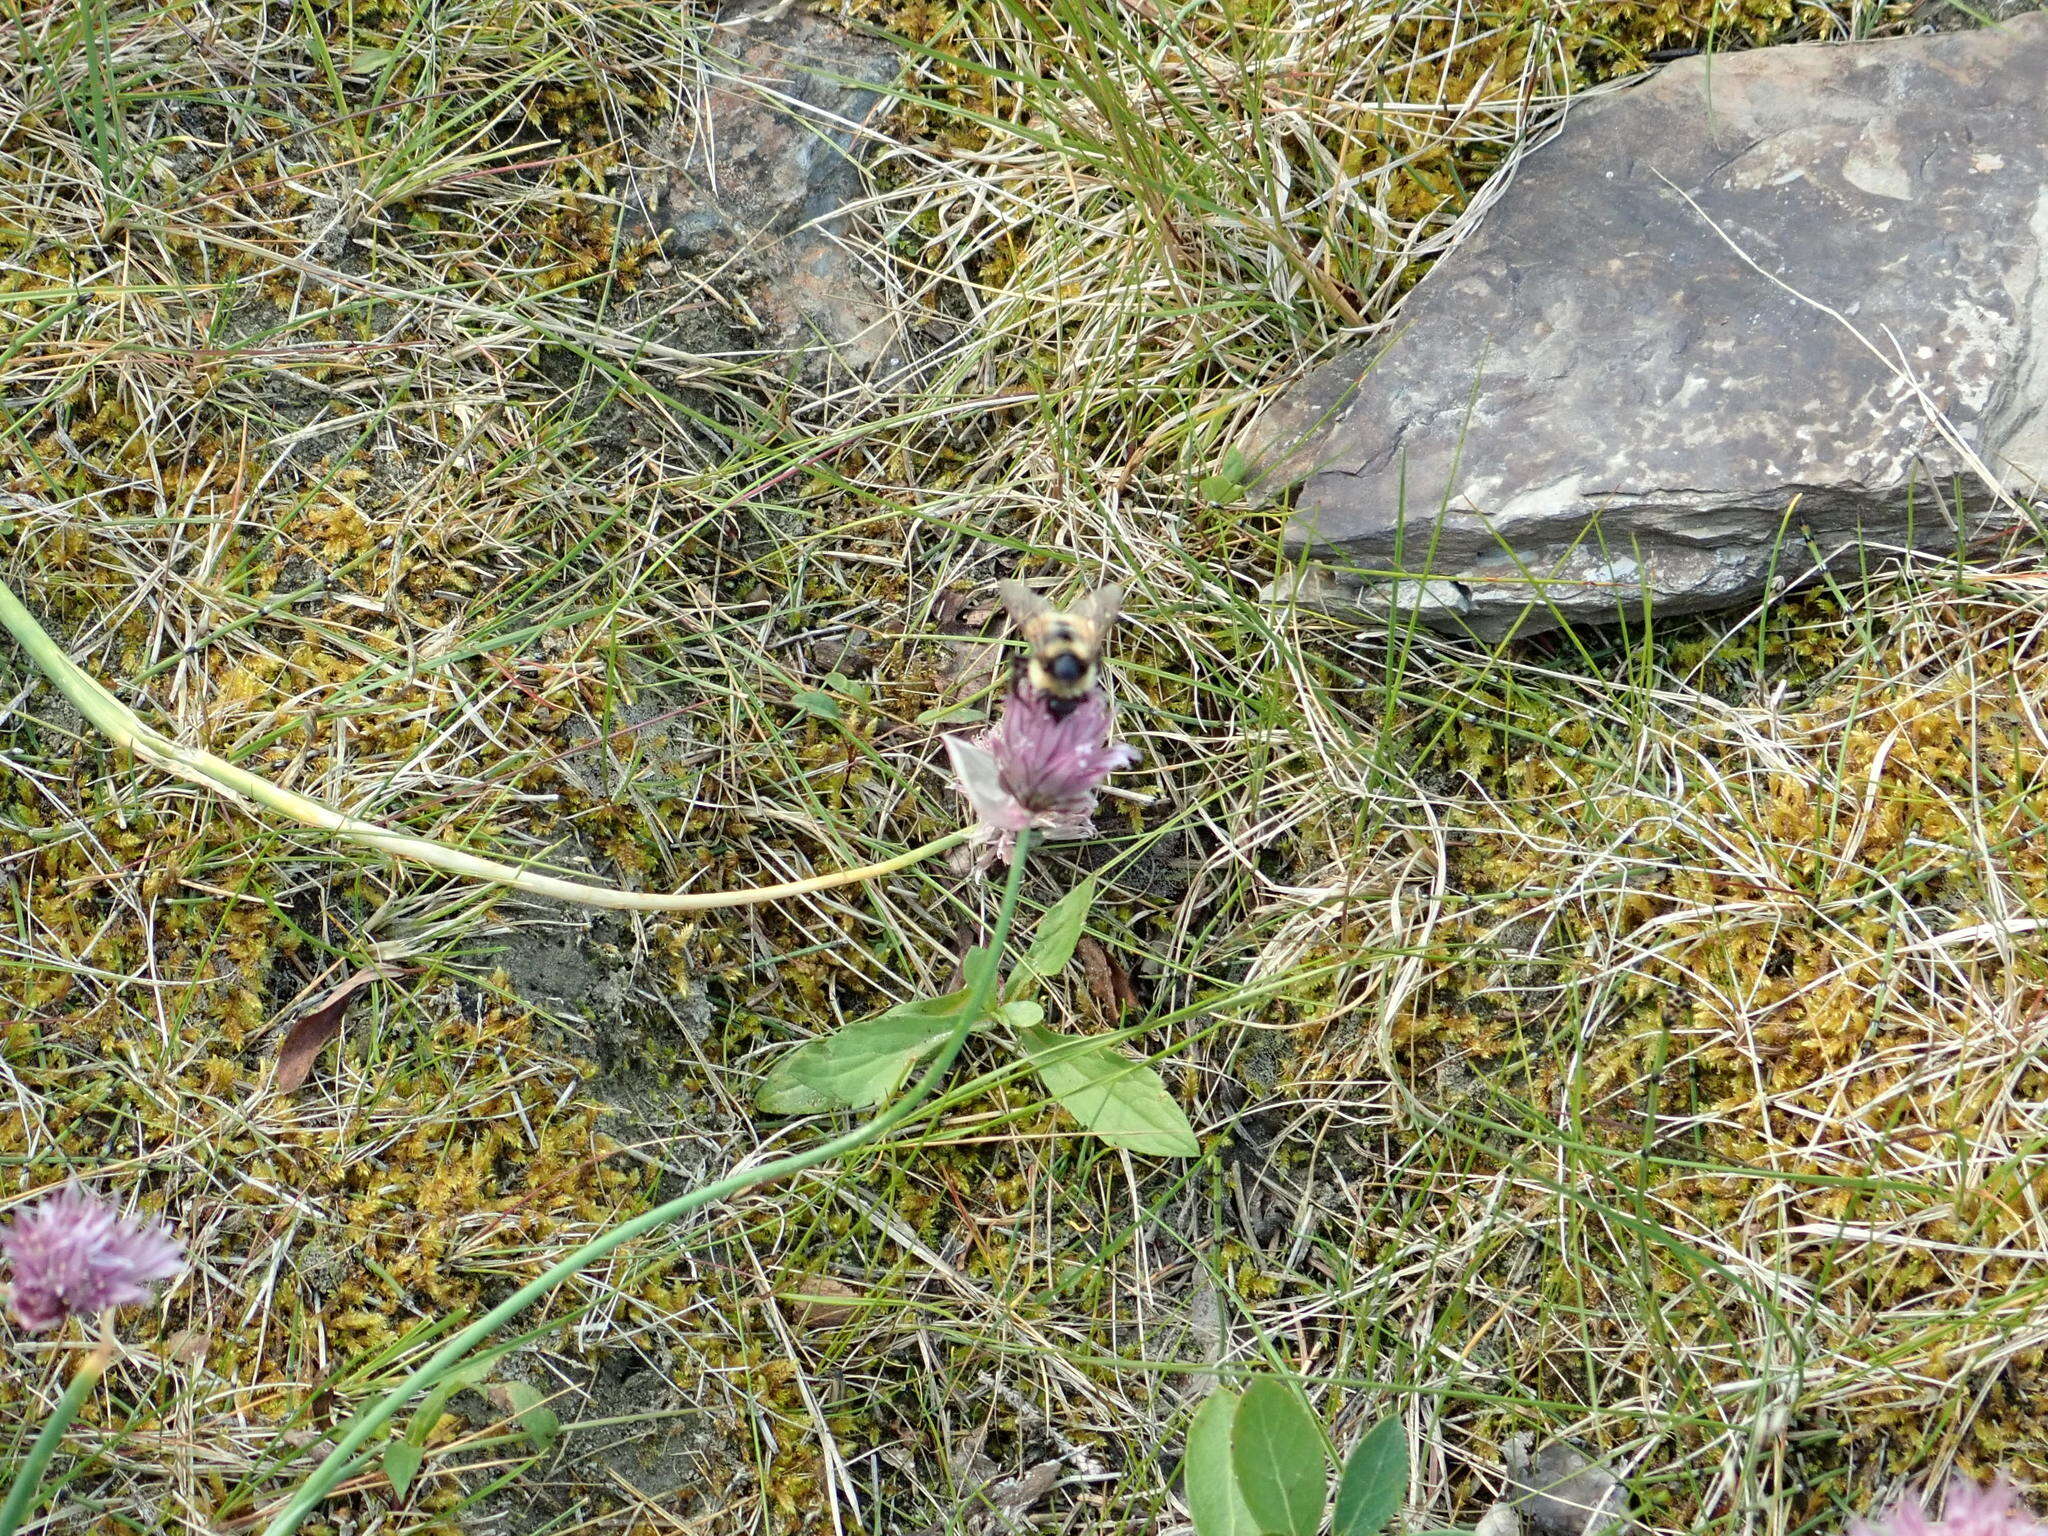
<box><xmin>164</xmin><ymin>1329</ymin><xmax>211</xmax><ymax>1366</ymax></box>
<box><xmin>272</xmin><ymin>968</ymin><xmax>386</xmax><ymax>1095</ymax></box>
<box><xmin>987</xmin><ymin>1458</ymin><xmax>1061</xmax><ymax>1519</ymax></box>
<box><xmin>778</xmin><ymin>1275</ymin><xmax>863</xmax><ymax>1328</ymax></box>
<box><xmin>932</xmin><ymin>587</ymin><xmax>977</xmax><ymax>634</ymax></box>
<box><xmin>1078</xmin><ymin>936</ymin><xmax>1138</xmax><ymax>1018</ymax></box>
<box><xmin>941</xmin><ymin>922</ymin><xmax>980</xmax><ymax>995</ymax></box>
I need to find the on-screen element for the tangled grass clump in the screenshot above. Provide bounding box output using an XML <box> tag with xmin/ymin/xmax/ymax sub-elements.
<box><xmin>6</xmin><ymin>0</ymin><xmax>2022</xmax><ymax>1532</ymax></box>
<box><xmin>1285</xmin><ymin>582</ymin><xmax>2048</xmax><ymax>1526</ymax></box>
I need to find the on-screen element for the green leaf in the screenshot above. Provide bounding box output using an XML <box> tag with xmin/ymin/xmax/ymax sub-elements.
<box><xmin>391</xmin><ymin>1361</ymin><xmax>488</xmax><ymax>1498</ymax></box>
<box><xmin>1184</xmin><ymin>1391</ymin><xmax>1263</xmax><ymax>1536</ymax></box>
<box><xmin>757</xmin><ymin>991</ymin><xmax>974</xmax><ymax>1113</ymax></box>
<box><xmin>1199</xmin><ymin>448</ymin><xmax>1253</xmax><ymax>504</ymax></box>
<box><xmin>961</xmin><ymin>944</ymin><xmax>1001</xmax><ymax>997</ymax></box>
<box><xmin>383</xmin><ymin>1439</ymin><xmax>424</xmax><ymax>1500</ymax></box>
<box><xmin>490</xmin><ymin>1381</ymin><xmax>562</xmax><ymax>1454</ymax></box>
<box><xmin>1231</xmin><ymin>1378</ymin><xmax>1328</xmax><ymax>1536</ymax></box>
<box><xmin>992</xmin><ymin>999</ymin><xmax>1044</xmax><ymax>1032</ymax></box>
<box><xmin>1332</xmin><ymin>1416</ymin><xmax>1408</xmax><ymax>1535</ymax></box>
<box><xmin>1011</xmin><ymin>879</ymin><xmax>1098</xmax><ymax>996</ymax></box>
<box><xmin>913</xmin><ymin>702</ymin><xmax>988</xmax><ymax>726</ymax></box>
<box><xmin>790</xmin><ymin>689</ymin><xmax>843</xmax><ymax>721</ymax></box>
<box><xmin>1020</xmin><ymin>1024</ymin><xmax>1199</xmax><ymax>1157</ymax></box>
<box><xmin>406</xmin><ymin>1362</ymin><xmax>488</xmax><ymax>1446</ymax></box>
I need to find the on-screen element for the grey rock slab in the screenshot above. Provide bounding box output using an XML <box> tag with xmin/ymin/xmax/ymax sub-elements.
<box><xmin>1910</xmin><ymin>0</ymin><xmax>2044</xmax><ymax>32</ymax></box>
<box><xmin>627</xmin><ymin>4</ymin><xmax>932</xmax><ymax>389</ymax></box>
<box><xmin>1245</xmin><ymin>16</ymin><xmax>2048</xmax><ymax>640</ymax></box>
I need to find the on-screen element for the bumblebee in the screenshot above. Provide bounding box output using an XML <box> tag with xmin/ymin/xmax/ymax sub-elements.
<box><xmin>995</xmin><ymin>580</ymin><xmax>1123</xmax><ymax>719</ymax></box>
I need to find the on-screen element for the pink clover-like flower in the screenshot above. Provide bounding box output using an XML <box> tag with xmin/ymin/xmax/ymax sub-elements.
<box><xmin>2</xmin><ymin>1183</ymin><xmax>184</xmax><ymax>1333</ymax></box>
<box><xmin>945</xmin><ymin>684</ymin><xmax>1137</xmax><ymax>865</ymax></box>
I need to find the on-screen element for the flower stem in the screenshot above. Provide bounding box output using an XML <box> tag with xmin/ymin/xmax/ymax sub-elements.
<box><xmin>0</xmin><ymin>576</ymin><xmax>967</xmax><ymax>910</ymax></box>
<box><xmin>0</xmin><ymin>1344</ymin><xmax>113</xmax><ymax>1536</ymax></box>
<box><xmin>254</xmin><ymin>830</ymin><xmax>1036</xmax><ymax>1535</ymax></box>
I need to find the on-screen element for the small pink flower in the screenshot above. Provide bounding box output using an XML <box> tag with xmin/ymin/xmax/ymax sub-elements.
<box><xmin>1852</xmin><ymin>1478</ymin><xmax>2048</xmax><ymax>1536</ymax></box>
<box><xmin>2</xmin><ymin>1184</ymin><xmax>184</xmax><ymax>1333</ymax></box>
<box><xmin>945</xmin><ymin>684</ymin><xmax>1137</xmax><ymax>865</ymax></box>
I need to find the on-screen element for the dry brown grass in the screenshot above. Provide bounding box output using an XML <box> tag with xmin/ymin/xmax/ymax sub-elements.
<box><xmin>10</xmin><ymin>0</ymin><xmax>2048</xmax><ymax>1533</ymax></box>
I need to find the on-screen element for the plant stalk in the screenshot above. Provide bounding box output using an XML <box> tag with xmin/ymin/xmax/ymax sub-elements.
<box><xmin>0</xmin><ymin>576</ymin><xmax>966</xmax><ymax>911</ymax></box>
<box><xmin>0</xmin><ymin>1343</ymin><xmax>113</xmax><ymax>1536</ymax></box>
<box><xmin>254</xmin><ymin>830</ymin><xmax>1035</xmax><ymax>1535</ymax></box>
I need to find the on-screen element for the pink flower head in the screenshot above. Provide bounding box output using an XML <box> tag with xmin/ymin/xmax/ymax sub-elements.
<box><xmin>1851</xmin><ymin>1478</ymin><xmax>2048</xmax><ymax>1536</ymax></box>
<box><xmin>945</xmin><ymin>683</ymin><xmax>1138</xmax><ymax>865</ymax></box>
<box><xmin>2</xmin><ymin>1183</ymin><xmax>184</xmax><ymax>1333</ymax></box>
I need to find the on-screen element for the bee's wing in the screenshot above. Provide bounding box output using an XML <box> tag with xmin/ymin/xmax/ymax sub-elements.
<box><xmin>1070</xmin><ymin>584</ymin><xmax>1123</xmax><ymax>634</ymax></box>
<box><xmin>995</xmin><ymin>580</ymin><xmax>1053</xmax><ymax>626</ymax></box>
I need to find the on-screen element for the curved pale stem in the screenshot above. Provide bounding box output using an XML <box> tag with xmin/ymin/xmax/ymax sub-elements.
<box><xmin>0</xmin><ymin>578</ymin><xmax>965</xmax><ymax>910</ymax></box>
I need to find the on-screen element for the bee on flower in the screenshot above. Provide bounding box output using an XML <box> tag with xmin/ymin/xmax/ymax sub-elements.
<box><xmin>945</xmin><ymin>581</ymin><xmax>1137</xmax><ymax>866</ymax></box>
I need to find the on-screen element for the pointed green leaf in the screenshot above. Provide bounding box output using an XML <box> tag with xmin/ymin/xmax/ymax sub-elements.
<box><xmin>757</xmin><ymin>990</ymin><xmax>974</xmax><ymax>1113</ymax></box>
<box><xmin>1332</xmin><ymin>1416</ymin><xmax>1408</xmax><ymax>1535</ymax></box>
<box><xmin>1231</xmin><ymin>1378</ymin><xmax>1327</xmax><ymax>1536</ymax></box>
<box><xmin>1199</xmin><ymin>448</ymin><xmax>1252</xmax><ymax>504</ymax></box>
<box><xmin>406</xmin><ymin>1361</ymin><xmax>489</xmax><ymax>1446</ymax></box>
<box><xmin>1184</xmin><ymin>1390</ymin><xmax>1263</xmax><ymax>1536</ymax></box>
<box><xmin>383</xmin><ymin>1440</ymin><xmax>424</xmax><ymax>1500</ymax></box>
<box><xmin>1021</xmin><ymin>1024</ymin><xmax>1198</xmax><ymax>1156</ymax></box>
<box><xmin>491</xmin><ymin>1381</ymin><xmax>562</xmax><ymax>1453</ymax></box>
<box><xmin>913</xmin><ymin>702</ymin><xmax>988</xmax><ymax>726</ymax></box>
<box><xmin>1011</xmin><ymin>878</ymin><xmax>1099</xmax><ymax>995</ymax></box>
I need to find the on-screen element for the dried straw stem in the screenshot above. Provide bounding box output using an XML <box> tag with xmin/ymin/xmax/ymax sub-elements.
<box><xmin>0</xmin><ymin>577</ymin><xmax>963</xmax><ymax>911</ymax></box>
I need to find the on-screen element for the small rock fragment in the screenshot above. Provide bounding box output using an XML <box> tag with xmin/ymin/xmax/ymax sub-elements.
<box><xmin>1504</xmin><ymin>1436</ymin><xmax>1637</xmax><ymax>1536</ymax></box>
<box><xmin>627</xmin><ymin>4</ymin><xmax>936</xmax><ymax>392</ymax></box>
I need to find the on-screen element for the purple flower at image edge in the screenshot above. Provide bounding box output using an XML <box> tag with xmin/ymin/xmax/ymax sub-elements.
<box><xmin>1852</xmin><ymin>1478</ymin><xmax>2048</xmax><ymax>1536</ymax></box>
<box><xmin>945</xmin><ymin>684</ymin><xmax>1137</xmax><ymax>866</ymax></box>
<box><xmin>2</xmin><ymin>1183</ymin><xmax>185</xmax><ymax>1333</ymax></box>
